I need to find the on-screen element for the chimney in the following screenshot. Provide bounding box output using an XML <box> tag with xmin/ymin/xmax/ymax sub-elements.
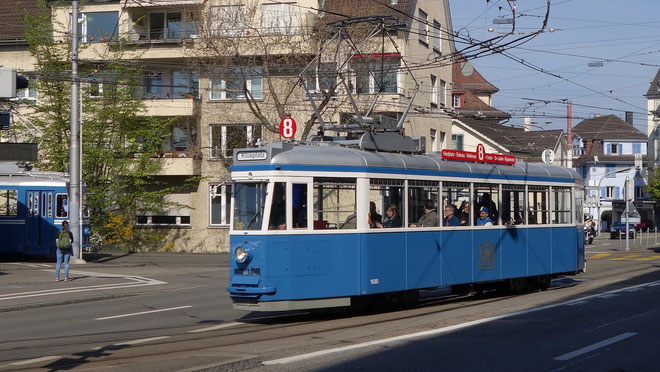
<box><xmin>523</xmin><ymin>117</ymin><xmax>531</xmax><ymax>132</ymax></box>
<box><xmin>586</xmin><ymin>139</ymin><xmax>593</xmax><ymax>154</ymax></box>
<box><xmin>625</xmin><ymin>111</ymin><xmax>633</xmax><ymax>125</ymax></box>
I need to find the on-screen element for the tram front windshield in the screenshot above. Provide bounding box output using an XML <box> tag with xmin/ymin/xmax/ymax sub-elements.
<box><xmin>233</xmin><ymin>182</ymin><xmax>267</xmax><ymax>230</ymax></box>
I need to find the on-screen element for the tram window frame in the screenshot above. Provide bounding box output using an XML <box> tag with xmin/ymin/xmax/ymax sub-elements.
<box><xmin>56</xmin><ymin>194</ymin><xmax>69</xmax><ymax>218</ymax></box>
<box><xmin>442</xmin><ymin>181</ymin><xmax>470</xmax><ymax>227</ymax></box>
<box><xmin>0</xmin><ymin>189</ymin><xmax>18</xmax><ymax>217</ymax></box>
<box><xmin>232</xmin><ymin>181</ymin><xmax>267</xmax><ymax>231</ymax></box>
<box><xmin>33</xmin><ymin>192</ymin><xmax>39</xmax><ymax>219</ymax></box>
<box><xmin>268</xmin><ymin>182</ymin><xmax>287</xmax><ymax>230</ymax></box>
<box><xmin>553</xmin><ymin>186</ymin><xmax>572</xmax><ymax>224</ymax></box>
<box><xmin>474</xmin><ymin>183</ymin><xmax>499</xmax><ymax>226</ymax></box>
<box><xmin>408</xmin><ymin>180</ymin><xmax>439</xmax><ymax>227</ymax></box>
<box><xmin>48</xmin><ymin>193</ymin><xmax>53</xmax><ymax>218</ymax></box>
<box><xmin>370</xmin><ymin>178</ymin><xmax>404</xmax><ymax>229</ymax></box>
<box><xmin>528</xmin><ymin>185</ymin><xmax>550</xmax><ymax>224</ymax></box>
<box><xmin>502</xmin><ymin>184</ymin><xmax>525</xmax><ymax>226</ymax></box>
<box><xmin>313</xmin><ymin>177</ymin><xmax>357</xmax><ymax>230</ymax></box>
<box><xmin>292</xmin><ymin>183</ymin><xmax>308</xmax><ymax>229</ymax></box>
<box><xmin>41</xmin><ymin>192</ymin><xmax>47</xmax><ymax>218</ymax></box>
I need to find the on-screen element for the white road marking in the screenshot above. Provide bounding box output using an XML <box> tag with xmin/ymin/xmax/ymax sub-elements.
<box><xmin>10</xmin><ymin>355</ymin><xmax>60</xmax><ymax>366</ymax></box>
<box><xmin>96</xmin><ymin>305</ymin><xmax>192</xmax><ymax>320</ymax></box>
<box><xmin>566</xmin><ymin>301</ymin><xmax>588</xmax><ymax>306</ymax></box>
<box><xmin>0</xmin><ymin>271</ymin><xmax>166</xmax><ymax>301</ymax></box>
<box><xmin>264</xmin><ymin>280</ymin><xmax>660</xmax><ymax>365</ymax></box>
<box><xmin>596</xmin><ymin>294</ymin><xmax>618</xmax><ymax>299</ymax></box>
<box><xmin>554</xmin><ymin>332</ymin><xmax>637</xmax><ymax>361</ymax></box>
<box><xmin>91</xmin><ymin>336</ymin><xmax>171</xmax><ymax>350</ymax></box>
<box><xmin>188</xmin><ymin>322</ymin><xmax>241</xmax><ymax>333</ymax></box>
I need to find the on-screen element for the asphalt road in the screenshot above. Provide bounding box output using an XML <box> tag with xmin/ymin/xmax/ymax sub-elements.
<box><xmin>1</xmin><ymin>234</ymin><xmax>660</xmax><ymax>371</ymax></box>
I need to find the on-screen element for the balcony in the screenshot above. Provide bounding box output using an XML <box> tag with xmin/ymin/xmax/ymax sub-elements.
<box><xmin>141</xmin><ymin>96</ymin><xmax>197</xmax><ymax>117</ymax></box>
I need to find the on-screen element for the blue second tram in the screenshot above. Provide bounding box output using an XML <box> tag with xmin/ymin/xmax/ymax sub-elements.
<box><xmin>226</xmin><ymin>135</ymin><xmax>585</xmax><ymax>311</ymax></box>
<box><xmin>0</xmin><ymin>161</ymin><xmax>90</xmax><ymax>257</ymax></box>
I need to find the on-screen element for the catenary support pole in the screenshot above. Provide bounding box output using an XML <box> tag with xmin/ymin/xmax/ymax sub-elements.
<box><xmin>69</xmin><ymin>0</ymin><xmax>83</xmax><ymax>262</ymax></box>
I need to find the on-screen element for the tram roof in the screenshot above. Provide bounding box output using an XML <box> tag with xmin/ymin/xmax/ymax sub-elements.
<box><xmin>232</xmin><ymin>142</ymin><xmax>583</xmax><ymax>183</ymax></box>
<box><xmin>0</xmin><ymin>161</ymin><xmax>69</xmax><ymax>185</ymax></box>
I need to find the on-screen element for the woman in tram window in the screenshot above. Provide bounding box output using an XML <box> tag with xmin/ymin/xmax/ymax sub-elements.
<box><xmin>374</xmin><ymin>204</ymin><xmax>401</xmax><ymax>228</ymax></box>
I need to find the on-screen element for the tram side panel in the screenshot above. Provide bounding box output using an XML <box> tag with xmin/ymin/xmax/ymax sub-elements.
<box><xmin>472</xmin><ymin>229</ymin><xmax>503</xmax><ymax>283</ymax></box>
<box><xmin>440</xmin><ymin>230</ymin><xmax>473</xmax><ymax>286</ymax></box>
<box><xmin>405</xmin><ymin>230</ymin><xmax>442</xmax><ymax>289</ymax></box>
<box><xmin>500</xmin><ymin>228</ymin><xmax>529</xmax><ymax>279</ymax></box>
<box><xmin>359</xmin><ymin>232</ymin><xmax>407</xmax><ymax>295</ymax></box>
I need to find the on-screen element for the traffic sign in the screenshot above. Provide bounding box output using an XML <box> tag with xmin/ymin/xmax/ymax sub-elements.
<box><xmin>541</xmin><ymin>149</ymin><xmax>555</xmax><ymax>165</ymax></box>
<box><xmin>279</xmin><ymin>117</ymin><xmax>296</xmax><ymax>139</ymax></box>
<box><xmin>634</xmin><ymin>154</ymin><xmax>642</xmax><ymax>170</ymax></box>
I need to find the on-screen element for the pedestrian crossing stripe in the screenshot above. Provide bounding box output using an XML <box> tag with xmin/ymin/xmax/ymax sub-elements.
<box><xmin>588</xmin><ymin>253</ymin><xmax>611</xmax><ymax>259</ymax></box>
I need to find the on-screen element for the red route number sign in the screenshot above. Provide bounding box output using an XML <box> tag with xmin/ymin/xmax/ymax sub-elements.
<box><xmin>279</xmin><ymin>117</ymin><xmax>297</xmax><ymax>139</ymax></box>
<box><xmin>441</xmin><ymin>143</ymin><xmax>516</xmax><ymax>165</ymax></box>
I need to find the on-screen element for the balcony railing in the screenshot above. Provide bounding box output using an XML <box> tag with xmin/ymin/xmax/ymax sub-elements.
<box><xmin>126</xmin><ymin>27</ymin><xmax>199</xmax><ymax>44</ymax></box>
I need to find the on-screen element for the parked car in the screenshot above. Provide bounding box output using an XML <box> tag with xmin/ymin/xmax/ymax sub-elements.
<box><xmin>635</xmin><ymin>219</ymin><xmax>654</xmax><ymax>232</ymax></box>
<box><xmin>610</xmin><ymin>221</ymin><xmax>636</xmax><ymax>239</ymax></box>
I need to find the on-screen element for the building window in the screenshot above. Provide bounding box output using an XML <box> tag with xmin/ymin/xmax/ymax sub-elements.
<box><xmin>430</xmin><ymin>75</ymin><xmax>437</xmax><ymax>106</ymax></box>
<box><xmin>418</xmin><ymin>9</ymin><xmax>428</xmax><ymax>45</ymax></box>
<box><xmin>452</xmin><ymin>94</ymin><xmax>462</xmax><ymax>108</ymax></box>
<box><xmin>606</xmin><ymin>164</ymin><xmax>616</xmax><ymax>177</ymax></box>
<box><xmin>610</xmin><ymin>143</ymin><xmax>619</xmax><ymax>154</ymax></box>
<box><xmin>439</xmin><ymin>79</ymin><xmax>446</xmax><ymax>107</ymax></box>
<box><xmin>209</xmin><ymin>124</ymin><xmax>253</xmax><ymax>159</ymax></box>
<box><xmin>452</xmin><ymin>134</ymin><xmax>463</xmax><ymax>151</ymax></box>
<box><xmin>432</xmin><ymin>20</ymin><xmax>441</xmax><ymax>53</ymax></box>
<box><xmin>211</xmin><ymin>5</ymin><xmax>245</xmax><ymax>36</ymax></box>
<box><xmin>353</xmin><ymin>56</ymin><xmax>399</xmax><ymax>94</ymax></box>
<box><xmin>77</xmin><ymin>12</ymin><xmax>119</xmax><ymax>43</ymax></box>
<box><xmin>606</xmin><ymin>186</ymin><xmax>615</xmax><ymax>199</ymax></box>
<box><xmin>430</xmin><ymin>129</ymin><xmax>437</xmax><ymax>152</ymax></box>
<box><xmin>209</xmin><ymin>67</ymin><xmax>262</xmax><ymax>101</ymax></box>
<box><xmin>149</xmin><ymin>12</ymin><xmax>186</xmax><ymax>40</ymax></box>
<box><xmin>210</xmin><ymin>184</ymin><xmax>232</xmax><ymax>226</ymax></box>
<box><xmin>262</xmin><ymin>2</ymin><xmax>299</xmax><ymax>35</ymax></box>
<box><xmin>12</xmin><ymin>77</ymin><xmax>36</xmax><ymax>103</ymax></box>
<box><xmin>635</xmin><ymin>186</ymin><xmax>645</xmax><ymax>199</ymax></box>
<box><xmin>303</xmin><ymin>62</ymin><xmax>337</xmax><ymax>97</ymax></box>
<box><xmin>144</xmin><ymin>71</ymin><xmax>163</xmax><ymax>97</ymax></box>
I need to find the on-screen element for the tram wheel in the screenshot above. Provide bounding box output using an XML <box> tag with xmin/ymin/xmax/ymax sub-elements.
<box><xmin>538</xmin><ymin>275</ymin><xmax>551</xmax><ymax>291</ymax></box>
<box><xmin>348</xmin><ymin>295</ymin><xmax>369</xmax><ymax>315</ymax></box>
<box><xmin>509</xmin><ymin>277</ymin><xmax>529</xmax><ymax>294</ymax></box>
<box><xmin>400</xmin><ymin>290</ymin><xmax>419</xmax><ymax>309</ymax></box>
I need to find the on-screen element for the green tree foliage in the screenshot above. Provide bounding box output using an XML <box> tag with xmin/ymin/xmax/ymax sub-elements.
<box><xmin>22</xmin><ymin>1</ymin><xmax>181</xmax><ymax>247</ymax></box>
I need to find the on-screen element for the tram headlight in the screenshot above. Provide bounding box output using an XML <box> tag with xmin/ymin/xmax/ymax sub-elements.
<box><xmin>234</xmin><ymin>246</ymin><xmax>249</xmax><ymax>263</ymax></box>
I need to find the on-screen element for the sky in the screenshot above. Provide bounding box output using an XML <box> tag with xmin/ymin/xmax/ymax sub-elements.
<box><xmin>447</xmin><ymin>0</ymin><xmax>660</xmax><ymax>135</ymax></box>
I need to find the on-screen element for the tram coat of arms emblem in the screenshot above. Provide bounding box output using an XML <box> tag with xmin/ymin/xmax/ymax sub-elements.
<box><xmin>478</xmin><ymin>240</ymin><xmax>497</xmax><ymax>270</ymax></box>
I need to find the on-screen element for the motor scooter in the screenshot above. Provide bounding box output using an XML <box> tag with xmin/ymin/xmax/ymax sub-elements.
<box><xmin>584</xmin><ymin>224</ymin><xmax>595</xmax><ymax>244</ymax></box>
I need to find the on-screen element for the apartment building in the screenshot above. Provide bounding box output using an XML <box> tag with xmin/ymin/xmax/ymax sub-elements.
<box><xmin>1</xmin><ymin>0</ymin><xmax>455</xmax><ymax>252</ymax></box>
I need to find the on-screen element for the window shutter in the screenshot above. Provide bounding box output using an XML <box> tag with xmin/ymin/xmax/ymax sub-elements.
<box><xmin>605</xmin><ymin>144</ymin><xmax>611</xmax><ymax>155</ymax></box>
<box><xmin>601</xmin><ymin>187</ymin><xmax>606</xmax><ymax>198</ymax></box>
<box><xmin>618</xmin><ymin>144</ymin><xmax>623</xmax><ymax>154</ymax></box>
<box><xmin>615</xmin><ymin>186</ymin><xmax>620</xmax><ymax>199</ymax></box>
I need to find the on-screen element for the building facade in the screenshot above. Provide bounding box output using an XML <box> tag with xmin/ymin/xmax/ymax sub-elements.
<box><xmin>0</xmin><ymin>0</ymin><xmax>457</xmax><ymax>252</ymax></box>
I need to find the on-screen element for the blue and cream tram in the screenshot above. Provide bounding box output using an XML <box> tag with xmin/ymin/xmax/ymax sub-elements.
<box><xmin>227</xmin><ymin>135</ymin><xmax>585</xmax><ymax>311</ymax></box>
<box><xmin>0</xmin><ymin>162</ymin><xmax>90</xmax><ymax>257</ymax></box>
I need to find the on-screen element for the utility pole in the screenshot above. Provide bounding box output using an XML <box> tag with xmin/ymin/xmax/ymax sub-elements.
<box><xmin>70</xmin><ymin>0</ymin><xmax>83</xmax><ymax>262</ymax></box>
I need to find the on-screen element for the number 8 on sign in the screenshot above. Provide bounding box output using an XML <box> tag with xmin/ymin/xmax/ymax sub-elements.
<box><xmin>476</xmin><ymin>144</ymin><xmax>485</xmax><ymax>162</ymax></box>
<box><xmin>279</xmin><ymin>117</ymin><xmax>296</xmax><ymax>139</ymax></box>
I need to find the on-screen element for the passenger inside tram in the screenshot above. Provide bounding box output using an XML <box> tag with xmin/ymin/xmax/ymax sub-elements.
<box><xmin>374</xmin><ymin>204</ymin><xmax>401</xmax><ymax>228</ymax></box>
<box><xmin>477</xmin><ymin>207</ymin><xmax>494</xmax><ymax>226</ymax></box>
<box><xmin>409</xmin><ymin>200</ymin><xmax>439</xmax><ymax>227</ymax></box>
<box><xmin>476</xmin><ymin>192</ymin><xmax>498</xmax><ymax>224</ymax></box>
<box><xmin>457</xmin><ymin>201</ymin><xmax>470</xmax><ymax>226</ymax></box>
<box><xmin>443</xmin><ymin>205</ymin><xmax>460</xmax><ymax>226</ymax></box>
<box><xmin>369</xmin><ymin>201</ymin><xmax>382</xmax><ymax>228</ymax></box>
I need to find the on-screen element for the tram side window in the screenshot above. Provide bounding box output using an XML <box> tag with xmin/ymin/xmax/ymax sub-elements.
<box><xmin>233</xmin><ymin>182</ymin><xmax>267</xmax><ymax>230</ymax></box>
<box><xmin>292</xmin><ymin>183</ymin><xmax>307</xmax><ymax>229</ymax></box>
<box><xmin>553</xmin><ymin>187</ymin><xmax>572</xmax><ymax>224</ymax></box>
<box><xmin>56</xmin><ymin>194</ymin><xmax>69</xmax><ymax>218</ymax></box>
<box><xmin>0</xmin><ymin>189</ymin><xmax>18</xmax><ymax>216</ymax></box>
<box><xmin>502</xmin><ymin>185</ymin><xmax>525</xmax><ymax>225</ymax></box>
<box><xmin>313</xmin><ymin>178</ymin><xmax>356</xmax><ymax>229</ymax></box>
<box><xmin>528</xmin><ymin>186</ymin><xmax>549</xmax><ymax>224</ymax></box>
<box><xmin>370</xmin><ymin>179</ymin><xmax>404</xmax><ymax>228</ymax></box>
<box><xmin>269</xmin><ymin>182</ymin><xmax>287</xmax><ymax>230</ymax></box>
<box><xmin>474</xmin><ymin>183</ymin><xmax>499</xmax><ymax>226</ymax></box>
<box><xmin>442</xmin><ymin>182</ymin><xmax>469</xmax><ymax>226</ymax></box>
<box><xmin>574</xmin><ymin>187</ymin><xmax>584</xmax><ymax>224</ymax></box>
<box><xmin>408</xmin><ymin>180</ymin><xmax>439</xmax><ymax>227</ymax></box>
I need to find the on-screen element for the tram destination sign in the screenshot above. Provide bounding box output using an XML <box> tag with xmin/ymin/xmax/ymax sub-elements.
<box><xmin>441</xmin><ymin>144</ymin><xmax>516</xmax><ymax>165</ymax></box>
<box><xmin>236</xmin><ymin>150</ymin><xmax>268</xmax><ymax>161</ymax></box>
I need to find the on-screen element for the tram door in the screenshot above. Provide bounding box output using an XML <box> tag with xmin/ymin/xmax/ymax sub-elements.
<box><xmin>24</xmin><ymin>191</ymin><xmax>55</xmax><ymax>255</ymax></box>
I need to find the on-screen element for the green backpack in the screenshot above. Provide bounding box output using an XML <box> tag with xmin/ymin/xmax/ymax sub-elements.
<box><xmin>57</xmin><ymin>230</ymin><xmax>71</xmax><ymax>250</ymax></box>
